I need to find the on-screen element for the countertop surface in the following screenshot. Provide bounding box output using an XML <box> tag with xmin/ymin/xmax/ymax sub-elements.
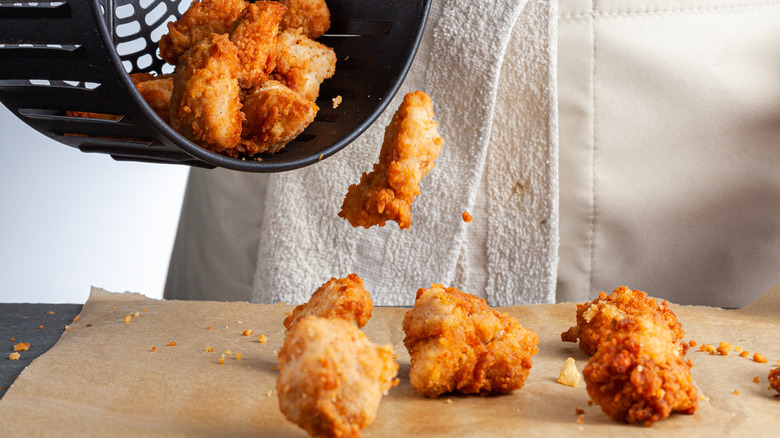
<box><xmin>0</xmin><ymin>303</ymin><xmax>82</xmax><ymax>399</ymax></box>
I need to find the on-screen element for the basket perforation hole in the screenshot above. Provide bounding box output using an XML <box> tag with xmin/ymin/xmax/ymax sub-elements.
<box><xmin>29</xmin><ymin>79</ymin><xmax>51</xmax><ymax>86</ymax></box>
<box><xmin>117</xmin><ymin>37</ymin><xmax>147</xmax><ymax>56</ymax></box>
<box><xmin>177</xmin><ymin>0</ymin><xmax>189</xmax><ymax>15</ymax></box>
<box><xmin>116</xmin><ymin>21</ymin><xmax>141</xmax><ymax>38</ymax></box>
<box><xmin>145</xmin><ymin>2</ymin><xmax>167</xmax><ymax>26</ymax></box>
<box><xmin>116</xmin><ymin>3</ymin><xmax>134</xmax><ymax>19</ymax></box>
<box><xmin>139</xmin><ymin>0</ymin><xmax>155</xmax><ymax>10</ymax></box>
<box><xmin>122</xmin><ymin>60</ymin><xmax>133</xmax><ymax>73</ymax></box>
<box><xmin>136</xmin><ymin>53</ymin><xmax>153</xmax><ymax>69</ymax></box>
<box><xmin>161</xmin><ymin>63</ymin><xmax>174</xmax><ymax>75</ymax></box>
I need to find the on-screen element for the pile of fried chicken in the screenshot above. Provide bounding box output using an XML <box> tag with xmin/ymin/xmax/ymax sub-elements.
<box><xmin>123</xmin><ymin>0</ymin><xmax>335</xmax><ymax>157</ymax></box>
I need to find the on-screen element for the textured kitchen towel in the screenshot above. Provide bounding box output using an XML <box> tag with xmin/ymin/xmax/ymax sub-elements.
<box><xmin>252</xmin><ymin>0</ymin><xmax>558</xmax><ymax>306</ymax></box>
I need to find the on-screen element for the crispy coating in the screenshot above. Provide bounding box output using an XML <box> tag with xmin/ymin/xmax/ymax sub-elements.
<box><xmin>272</xmin><ymin>28</ymin><xmax>336</xmax><ymax>102</ymax></box>
<box><xmin>278</xmin><ymin>0</ymin><xmax>331</xmax><ymax>39</ymax></box>
<box><xmin>283</xmin><ymin>273</ymin><xmax>373</xmax><ymax>333</ymax></box>
<box><xmin>561</xmin><ymin>286</ymin><xmax>684</xmax><ymax>356</ymax></box>
<box><xmin>277</xmin><ymin>316</ymin><xmax>398</xmax><ymax>438</ymax></box>
<box><xmin>170</xmin><ymin>33</ymin><xmax>243</xmax><ymax>153</ymax></box>
<box><xmin>239</xmin><ymin>80</ymin><xmax>317</xmax><ymax>155</ymax></box>
<box><xmin>770</xmin><ymin>367</ymin><xmax>780</xmax><ymax>394</ymax></box>
<box><xmin>159</xmin><ymin>0</ymin><xmax>248</xmax><ymax>65</ymax></box>
<box><xmin>339</xmin><ymin>91</ymin><xmax>443</xmax><ymax>229</ymax></box>
<box><xmin>583</xmin><ymin>314</ymin><xmax>698</xmax><ymax>426</ymax></box>
<box><xmin>402</xmin><ymin>284</ymin><xmax>539</xmax><ymax>397</ymax></box>
<box><xmin>228</xmin><ymin>1</ymin><xmax>286</xmax><ymax>89</ymax></box>
<box><xmin>130</xmin><ymin>73</ymin><xmax>174</xmax><ymax>124</ymax></box>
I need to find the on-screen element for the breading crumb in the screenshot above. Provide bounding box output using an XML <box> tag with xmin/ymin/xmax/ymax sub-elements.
<box><xmin>224</xmin><ymin>350</ymin><xmax>232</xmax><ymax>356</ymax></box>
<box><xmin>219</xmin><ymin>355</ymin><xmax>226</xmax><ymax>365</ymax></box>
<box><xmin>267</xmin><ymin>390</ymin><xmax>273</xmax><ymax>396</ymax></box>
<box><xmin>9</xmin><ymin>352</ymin><xmax>20</xmax><ymax>361</ymax></box>
<box><xmin>205</xmin><ymin>347</ymin><xmax>214</xmax><ymax>352</ymax></box>
<box><xmin>688</xmin><ymin>340</ymin><xmax>696</xmax><ymax>347</ymax></box>
<box><xmin>575</xmin><ymin>407</ymin><xmax>585</xmax><ymax>415</ymax></box>
<box><xmin>557</xmin><ymin>357</ymin><xmax>581</xmax><ymax>387</ymax></box>
<box><xmin>46</xmin><ymin>311</ymin><xmax>55</xmax><ymax>315</ymax></box>
<box><xmin>206</xmin><ymin>326</ymin><xmax>211</xmax><ymax>330</ymax></box>
<box><xmin>753</xmin><ymin>376</ymin><xmax>760</xmax><ymax>383</ymax></box>
<box><xmin>753</xmin><ymin>353</ymin><xmax>767</xmax><ymax>363</ymax></box>
<box><xmin>236</xmin><ymin>352</ymin><xmax>243</xmax><ymax>360</ymax></box>
<box><xmin>734</xmin><ymin>346</ymin><xmax>742</xmax><ymax>353</ymax></box>
<box><xmin>577</xmin><ymin>414</ymin><xmax>584</xmax><ymax>424</ymax></box>
<box><xmin>258</xmin><ymin>334</ymin><xmax>268</xmax><ymax>343</ymax></box>
<box><xmin>717</xmin><ymin>342</ymin><xmax>733</xmax><ymax>356</ymax></box>
<box><xmin>740</xmin><ymin>350</ymin><xmax>750</xmax><ymax>358</ymax></box>
<box><xmin>132</xmin><ymin>312</ymin><xmax>140</xmax><ymax>317</ymax></box>
<box><xmin>332</xmin><ymin>95</ymin><xmax>342</xmax><ymax>108</ymax></box>
<box><xmin>65</xmin><ymin>325</ymin><xmax>71</xmax><ymax>331</ymax></box>
<box><xmin>124</xmin><ymin>315</ymin><xmax>132</xmax><ymax>324</ymax></box>
<box><xmin>73</xmin><ymin>315</ymin><xmax>81</xmax><ymax>322</ymax></box>
<box><xmin>446</xmin><ymin>399</ymin><xmax>452</xmax><ymax>404</ymax></box>
<box><xmin>13</xmin><ymin>342</ymin><xmax>30</xmax><ymax>352</ymax></box>
<box><xmin>732</xmin><ymin>390</ymin><xmax>739</xmax><ymax>395</ymax></box>
<box><xmin>152</xmin><ymin>347</ymin><xmax>157</xmax><ymax>352</ymax></box>
<box><xmin>39</xmin><ymin>325</ymin><xmax>44</xmax><ymax>330</ymax></box>
<box><xmin>462</xmin><ymin>211</ymin><xmax>473</xmax><ymax>223</ymax></box>
<box><xmin>169</xmin><ymin>341</ymin><xmax>176</xmax><ymax>347</ymax></box>
<box><xmin>243</xmin><ymin>329</ymin><xmax>254</xmax><ymax>336</ymax></box>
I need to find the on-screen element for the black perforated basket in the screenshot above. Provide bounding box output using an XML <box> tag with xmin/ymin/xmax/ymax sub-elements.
<box><xmin>0</xmin><ymin>0</ymin><xmax>431</xmax><ymax>172</ymax></box>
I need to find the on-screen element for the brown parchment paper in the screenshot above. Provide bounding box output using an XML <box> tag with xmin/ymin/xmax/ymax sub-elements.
<box><xmin>1</xmin><ymin>283</ymin><xmax>779</xmax><ymax>437</ymax></box>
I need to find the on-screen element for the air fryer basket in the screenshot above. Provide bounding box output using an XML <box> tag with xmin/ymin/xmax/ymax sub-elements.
<box><xmin>0</xmin><ymin>0</ymin><xmax>431</xmax><ymax>172</ymax></box>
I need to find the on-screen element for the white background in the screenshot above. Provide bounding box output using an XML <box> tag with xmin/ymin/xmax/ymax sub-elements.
<box><xmin>0</xmin><ymin>104</ymin><xmax>188</xmax><ymax>304</ymax></box>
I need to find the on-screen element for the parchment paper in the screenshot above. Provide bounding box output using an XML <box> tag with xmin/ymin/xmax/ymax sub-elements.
<box><xmin>1</xmin><ymin>283</ymin><xmax>779</xmax><ymax>437</ymax></box>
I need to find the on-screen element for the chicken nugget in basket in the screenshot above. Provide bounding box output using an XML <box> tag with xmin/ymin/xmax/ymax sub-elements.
<box><xmin>339</xmin><ymin>91</ymin><xmax>444</xmax><ymax>230</ymax></box>
<box><xmin>239</xmin><ymin>80</ymin><xmax>317</xmax><ymax>155</ymax></box>
<box><xmin>277</xmin><ymin>316</ymin><xmax>398</xmax><ymax>438</ymax></box>
<box><xmin>770</xmin><ymin>366</ymin><xmax>780</xmax><ymax>394</ymax></box>
<box><xmin>159</xmin><ymin>0</ymin><xmax>249</xmax><ymax>65</ymax></box>
<box><xmin>561</xmin><ymin>286</ymin><xmax>684</xmax><ymax>356</ymax></box>
<box><xmin>228</xmin><ymin>1</ymin><xmax>287</xmax><ymax>89</ymax></box>
<box><xmin>583</xmin><ymin>314</ymin><xmax>698</xmax><ymax>426</ymax></box>
<box><xmin>402</xmin><ymin>284</ymin><xmax>539</xmax><ymax>397</ymax></box>
<box><xmin>278</xmin><ymin>0</ymin><xmax>331</xmax><ymax>39</ymax></box>
<box><xmin>283</xmin><ymin>273</ymin><xmax>373</xmax><ymax>334</ymax></box>
<box><xmin>272</xmin><ymin>28</ymin><xmax>336</xmax><ymax>102</ymax></box>
<box><xmin>170</xmin><ymin>33</ymin><xmax>243</xmax><ymax>154</ymax></box>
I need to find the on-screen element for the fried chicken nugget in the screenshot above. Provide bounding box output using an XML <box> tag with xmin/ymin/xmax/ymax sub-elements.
<box><xmin>278</xmin><ymin>0</ymin><xmax>331</xmax><ymax>39</ymax></box>
<box><xmin>130</xmin><ymin>73</ymin><xmax>174</xmax><ymax>124</ymax></box>
<box><xmin>272</xmin><ymin>28</ymin><xmax>336</xmax><ymax>102</ymax></box>
<box><xmin>277</xmin><ymin>316</ymin><xmax>398</xmax><ymax>438</ymax></box>
<box><xmin>402</xmin><ymin>285</ymin><xmax>539</xmax><ymax>397</ymax></box>
<box><xmin>228</xmin><ymin>1</ymin><xmax>286</xmax><ymax>89</ymax></box>
<box><xmin>770</xmin><ymin>366</ymin><xmax>780</xmax><ymax>394</ymax></box>
<box><xmin>283</xmin><ymin>273</ymin><xmax>373</xmax><ymax>333</ymax></box>
<box><xmin>239</xmin><ymin>80</ymin><xmax>317</xmax><ymax>155</ymax></box>
<box><xmin>339</xmin><ymin>91</ymin><xmax>443</xmax><ymax>230</ymax></box>
<box><xmin>561</xmin><ymin>286</ymin><xmax>684</xmax><ymax>356</ymax></box>
<box><xmin>583</xmin><ymin>314</ymin><xmax>698</xmax><ymax>426</ymax></box>
<box><xmin>170</xmin><ymin>33</ymin><xmax>243</xmax><ymax>154</ymax></box>
<box><xmin>159</xmin><ymin>0</ymin><xmax>248</xmax><ymax>65</ymax></box>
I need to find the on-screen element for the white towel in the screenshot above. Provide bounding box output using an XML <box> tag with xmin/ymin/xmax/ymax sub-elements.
<box><xmin>252</xmin><ymin>0</ymin><xmax>558</xmax><ymax>306</ymax></box>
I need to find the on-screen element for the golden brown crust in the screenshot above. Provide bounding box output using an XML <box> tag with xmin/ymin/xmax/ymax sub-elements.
<box><xmin>277</xmin><ymin>317</ymin><xmax>398</xmax><ymax>438</ymax></box>
<box><xmin>228</xmin><ymin>1</ymin><xmax>286</xmax><ymax>89</ymax></box>
<box><xmin>339</xmin><ymin>91</ymin><xmax>444</xmax><ymax>229</ymax></box>
<box><xmin>582</xmin><ymin>314</ymin><xmax>698</xmax><ymax>426</ymax></box>
<box><xmin>278</xmin><ymin>0</ymin><xmax>330</xmax><ymax>39</ymax></box>
<box><xmin>239</xmin><ymin>80</ymin><xmax>317</xmax><ymax>155</ymax></box>
<box><xmin>402</xmin><ymin>284</ymin><xmax>539</xmax><ymax>397</ymax></box>
<box><xmin>130</xmin><ymin>73</ymin><xmax>174</xmax><ymax>124</ymax></box>
<box><xmin>770</xmin><ymin>367</ymin><xmax>780</xmax><ymax>394</ymax></box>
<box><xmin>272</xmin><ymin>28</ymin><xmax>336</xmax><ymax>102</ymax></box>
<box><xmin>159</xmin><ymin>0</ymin><xmax>248</xmax><ymax>65</ymax></box>
<box><xmin>561</xmin><ymin>286</ymin><xmax>684</xmax><ymax>356</ymax></box>
<box><xmin>170</xmin><ymin>33</ymin><xmax>243</xmax><ymax>153</ymax></box>
<box><xmin>283</xmin><ymin>273</ymin><xmax>373</xmax><ymax>333</ymax></box>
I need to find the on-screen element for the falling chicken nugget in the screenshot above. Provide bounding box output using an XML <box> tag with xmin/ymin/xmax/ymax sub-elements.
<box><xmin>339</xmin><ymin>91</ymin><xmax>443</xmax><ymax>229</ymax></box>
